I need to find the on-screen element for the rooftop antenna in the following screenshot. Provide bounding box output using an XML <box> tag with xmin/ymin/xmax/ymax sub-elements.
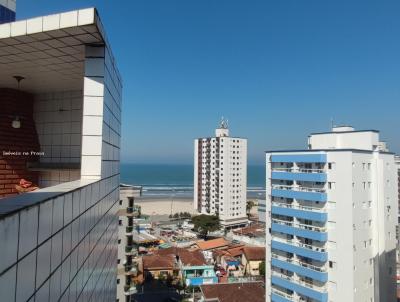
<box><xmin>330</xmin><ymin>118</ymin><xmax>334</xmax><ymax>131</ymax></box>
<box><xmin>220</xmin><ymin>117</ymin><xmax>228</xmax><ymax>129</ymax></box>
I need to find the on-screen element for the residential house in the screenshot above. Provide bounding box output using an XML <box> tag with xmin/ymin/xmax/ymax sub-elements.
<box><xmin>242</xmin><ymin>247</ymin><xmax>265</xmax><ymax>276</ymax></box>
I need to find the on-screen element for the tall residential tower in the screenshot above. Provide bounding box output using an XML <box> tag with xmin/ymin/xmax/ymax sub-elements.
<box><xmin>194</xmin><ymin>119</ymin><xmax>248</xmax><ymax>228</ymax></box>
<box><xmin>266</xmin><ymin>126</ymin><xmax>397</xmax><ymax>302</ymax></box>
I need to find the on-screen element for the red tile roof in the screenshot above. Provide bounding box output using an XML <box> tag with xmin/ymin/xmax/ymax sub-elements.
<box><xmin>243</xmin><ymin>247</ymin><xmax>265</xmax><ymax>261</ymax></box>
<box><xmin>196</xmin><ymin>238</ymin><xmax>229</xmax><ymax>251</ymax></box>
<box><xmin>142</xmin><ymin>254</ymin><xmax>176</xmax><ymax>270</ymax></box>
<box><xmin>152</xmin><ymin>247</ymin><xmax>207</xmax><ymax>266</ymax></box>
<box><xmin>201</xmin><ymin>282</ymin><xmax>265</xmax><ymax>302</ymax></box>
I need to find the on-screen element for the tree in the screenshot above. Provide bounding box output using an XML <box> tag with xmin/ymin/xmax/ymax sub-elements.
<box><xmin>246</xmin><ymin>200</ymin><xmax>255</xmax><ymax>217</ymax></box>
<box><xmin>192</xmin><ymin>214</ymin><xmax>220</xmax><ymax>239</ymax></box>
<box><xmin>173</xmin><ymin>213</ymin><xmax>180</xmax><ymax>219</ymax></box>
<box><xmin>259</xmin><ymin>260</ymin><xmax>265</xmax><ymax>277</ymax></box>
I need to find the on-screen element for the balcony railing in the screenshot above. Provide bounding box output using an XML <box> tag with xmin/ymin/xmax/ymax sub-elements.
<box><xmin>272</xmin><ymin>218</ymin><xmax>326</xmax><ymax>233</ymax></box>
<box><xmin>272</xmin><ymin>236</ymin><xmax>327</xmax><ymax>253</ymax></box>
<box><xmin>272</xmin><ymin>167</ymin><xmax>325</xmax><ymax>174</ymax></box>
<box><xmin>272</xmin><ymin>184</ymin><xmax>325</xmax><ymax>194</ymax></box>
<box><xmin>271</xmin><ymin>287</ymin><xmax>294</xmax><ymax>300</ymax></box>
<box><xmin>271</xmin><ymin>271</ymin><xmax>327</xmax><ymax>293</ymax></box>
<box><xmin>271</xmin><ymin>253</ymin><xmax>327</xmax><ymax>272</ymax></box>
<box><xmin>272</xmin><ymin>201</ymin><xmax>326</xmax><ymax>213</ymax></box>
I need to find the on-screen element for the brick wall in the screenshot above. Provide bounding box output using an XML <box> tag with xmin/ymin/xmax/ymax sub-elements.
<box><xmin>0</xmin><ymin>88</ymin><xmax>40</xmax><ymax>198</ymax></box>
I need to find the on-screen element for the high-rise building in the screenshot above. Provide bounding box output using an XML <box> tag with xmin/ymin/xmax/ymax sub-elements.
<box><xmin>0</xmin><ymin>8</ymin><xmax>122</xmax><ymax>302</ymax></box>
<box><xmin>395</xmin><ymin>156</ymin><xmax>400</xmax><ymax>247</ymax></box>
<box><xmin>266</xmin><ymin>126</ymin><xmax>397</xmax><ymax>302</ymax></box>
<box><xmin>194</xmin><ymin>119</ymin><xmax>248</xmax><ymax>228</ymax></box>
<box><xmin>117</xmin><ymin>184</ymin><xmax>142</xmax><ymax>302</ymax></box>
<box><xmin>0</xmin><ymin>0</ymin><xmax>16</xmax><ymax>24</ymax></box>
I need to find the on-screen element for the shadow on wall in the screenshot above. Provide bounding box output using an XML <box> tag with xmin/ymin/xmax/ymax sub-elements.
<box><xmin>374</xmin><ymin>248</ymin><xmax>397</xmax><ymax>302</ymax></box>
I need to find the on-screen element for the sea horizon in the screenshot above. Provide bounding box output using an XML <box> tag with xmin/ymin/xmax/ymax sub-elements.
<box><xmin>120</xmin><ymin>163</ymin><xmax>266</xmax><ymax>199</ymax></box>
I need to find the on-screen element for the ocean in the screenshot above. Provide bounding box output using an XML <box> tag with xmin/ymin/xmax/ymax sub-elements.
<box><xmin>120</xmin><ymin>163</ymin><xmax>266</xmax><ymax>199</ymax></box>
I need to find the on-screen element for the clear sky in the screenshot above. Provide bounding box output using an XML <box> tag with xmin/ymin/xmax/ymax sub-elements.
<box><xmin>17</xmin><ymin>0</ymin><xmax>400</xmax><ymax>165</ymax></box>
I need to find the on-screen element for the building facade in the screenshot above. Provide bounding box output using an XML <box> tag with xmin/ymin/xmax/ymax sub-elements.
<box><xmin>117</xmin><ymin>184</ymin><xmax>142</xmax><ymax>302</ymax></box>
<box><xmin>0</xmin><ymin>7</ymin><xmax>122</xmax><ymax>302</ymax></box>
<box><xmin>258</xmin><ymin>199</ymin><xmax>266</xmax><ymax>223</ymax></box>
<box><xmin>194</xmin><ymin>119</ymin><xmax>248</xmax><ymax>228</ymax></box>
<box><xmin>0</xmin><ymin>0</ymin><xmax>15</xmax><ymax>24</ymax></box>
<box><xmin>266</xmin><ymin>126</ymin><xmax>397</xmax><ymax>302</ymax></box>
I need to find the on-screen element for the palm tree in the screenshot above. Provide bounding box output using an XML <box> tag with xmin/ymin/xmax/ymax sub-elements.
<box><xmin>246</xmin><ymin>200</ymin><xmax>255</xmax><ymax>218</ymax></box>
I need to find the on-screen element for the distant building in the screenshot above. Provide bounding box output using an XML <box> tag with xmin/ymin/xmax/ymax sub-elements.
<box><xmin>0</xmin><ymin>0</ymin><xmax>16</xmax><ymax>24</ymax></box>
<box><xmin>199</xmin><ymin>282</ymin><xmax>266</xmax><ymax>302</ymax></box>
<box><xmin>258</xmin><ymin>199</ymin><xmax>266</xmax><ymax>223</ymax></box>
<box><xmin>194</xmin><ymin>118</ymin><xmax>248</xmax><ymax>228</ymax></box>
<box><xmin>396</xmin><ymin>156</ymin><xmax>400</xmax><ymax>246</ymax></box>
<box><xmin>266</xmin><ymin>126</ymin><xmax>397</xmax><ymax>302</ymax></box>
<box><xmin>117</xmin><ymin>184</ymin><xmax>142</xmax><ymax>301</ymax></box>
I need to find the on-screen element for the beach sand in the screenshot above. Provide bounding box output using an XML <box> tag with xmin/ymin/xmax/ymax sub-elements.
<box><xmin>135</xmin><ymin>196</ymin><xmax>198</xmax><ymax>216</ymax></box>
<box><xmin>135</xmin><ymin>196</ymin><xmax>260</xmax><ymax>216</ymax></box>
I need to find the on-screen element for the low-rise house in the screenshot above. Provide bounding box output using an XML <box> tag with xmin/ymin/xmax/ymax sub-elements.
<box><xmin>155</xmin><ymin>247</ymin><xmax>218</xmax><ymax>286</ymax></box>
<box><xmin>242</xmin><ymin>246</ymin><xmax>265</xmax><ymax>276</ymax></box>
<box><xmin>199</xmin><ymin>282</ymin><xmax>265</xmax><ymax>302</ymax></box>
<box><xmin>142</xmin><ymin>253</ymin><xmax>179</xmax><ymax>280</ymax></box>
<box><xmin>195</xmin><ymin>237</ymin><xmax>230</xmax><ymax>252</ymax></box>
<box><xmin>213</xmin><ymin>245</ymin><xmax>245</xmax><ymax>277</ymax></box>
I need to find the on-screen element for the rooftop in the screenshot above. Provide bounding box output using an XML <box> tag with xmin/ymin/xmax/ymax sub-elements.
<box><xmin>200</xmin><ymin>282</ymin><xmax>265</xmax><ymax>302</ymax></box>
<box><xmin>243</xmin><ymin>247</ymin><xmax>265</xmax><ymax>261</ymax></box>
<box><xmin>196</xmin><ymin>238</ymin><xmax>230</xmax><ymax>251</ymax></box>
<box><xmin>142</xmin><ymin>254</ymin><xmax>176</xmax><ymax>271</ymax></box>
<box><xmin>153</xmin><ymin>247</ymin><xmax>208</xmax><ymax>266</ymax></box>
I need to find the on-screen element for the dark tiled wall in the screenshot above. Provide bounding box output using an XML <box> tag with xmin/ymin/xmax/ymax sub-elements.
<box><xmin>0</xmin><ymin>89</ymin><xmax>40</xmax><ymax>198</ymax></box>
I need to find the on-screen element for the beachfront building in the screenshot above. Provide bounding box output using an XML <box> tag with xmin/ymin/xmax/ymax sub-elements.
<box><xmin>258</xmin><ymin>199</ymin><xmax>266</xmax><ymax>223</ymax></box>
<box><xmin>0</xmin><ymin>6</ymin><xmax>122</xmax><ymax>302</ymax></box>
<box><xmin>117</xmin><ymin>184</ymin><xmax>142</xmax><ymax>300</ymax></box>
<box><xmin>396</xmin><ymin>156</ymin><xmax>400</xmax><ymax>246</ymax></box>
<box><xmin>194</xmin><ymin>119</ymin><xmax>248</xmax><ymax>228</ymax></box>
<box><xmin>266</xmin><ymin>126</ymin><xmax>397</xmax><ymax>302</ymax></box>
<box><xmin>0</xmin><ymin>0</ymin><xmax>15</xmax><ymax>24</ymax></box>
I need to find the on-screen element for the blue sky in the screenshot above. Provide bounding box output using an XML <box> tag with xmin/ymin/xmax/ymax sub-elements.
<box><xmin>17</xmin><ymin>0</ymin><xmax>400</xmax><ymax>164</ymax></box>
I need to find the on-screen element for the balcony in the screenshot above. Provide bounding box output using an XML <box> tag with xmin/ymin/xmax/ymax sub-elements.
<box><xmin>271</xmin><ymin>202</ymin><xmax>327</xmax><ymax>222</ymax></box>
<box><xmin>271</xmin><ymin>238</ymin><xmax>327</xmax><ymax>262</ymax></box>
<box><xmin>126</xmin><ymin>226</ymin><xmax>133</xmax><ymax>234</ymax></box>
<box><xmin>124</xmin><ymin>285</ymin><xmax>137</xmax><ymax>295</ymax></box>
<box><xmin>270</xmin><ymin>153</ymin><xmax>327</xmax><ymax>163</ymax></box>
<box><xmin>271</xmin><ymin>288</ymin><xmax>294</xmax><ymax>302</ymax></box>
<box><xmin>271</xmin><ymin>185</ymin><xmax>327</xmax><ymax>202</ymax></box>
<box><xmin>271</xmin><ymin>254</ymin><xmax>327</xmax><ymax>282</ymax></box>
<box><xmin>271</xmin><ymin>168</ymin><xmax>327</xmax><ymax>182</ymax></box>
<box><xmin>271</xmin><ymin>272</ymin><xmax>328</xmax><ymax>302</ymax></box>
<box><xmin>271</xmin><ymin>218</ymin><xmax>327</xmax><ymax>241</ymax></box>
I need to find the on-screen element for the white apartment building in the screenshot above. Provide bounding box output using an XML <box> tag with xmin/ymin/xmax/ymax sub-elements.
<box><xmin>194</xmin><ymin>119</ymin><xmax>248</xmax><ymax>228</ymax></box>
<box><xmin>117</xmin><ymin>184</ymin><xmax>142</xmax><ymax>302</ymax></box>
<box><xmin>266</xmin><ymin>126</ymin><xmax>397</xmax><ymax>302</ymax></box>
